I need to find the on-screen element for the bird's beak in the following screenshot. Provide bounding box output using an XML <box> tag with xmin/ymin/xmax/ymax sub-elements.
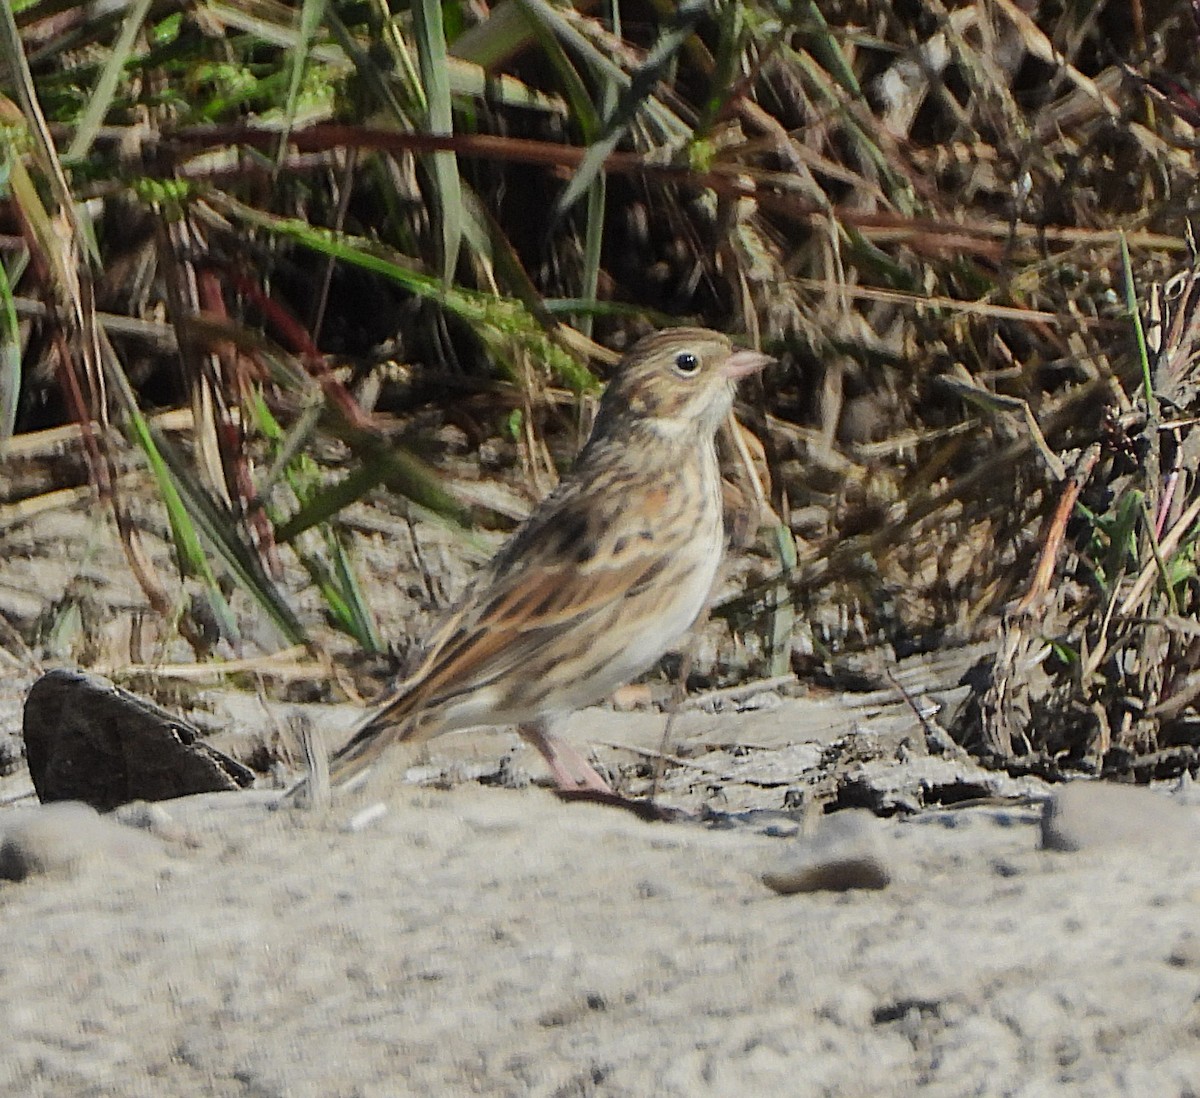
<box><xmin>721</xmin><ymin>349</ymin><xmax>775</xmax><ymax>380</ymax></box>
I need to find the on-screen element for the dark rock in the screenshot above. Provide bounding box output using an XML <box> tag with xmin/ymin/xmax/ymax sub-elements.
<box><xmin>22</xmin><ymin>669</ymin><xmax>255</xmax><ymax>811</ymax></box>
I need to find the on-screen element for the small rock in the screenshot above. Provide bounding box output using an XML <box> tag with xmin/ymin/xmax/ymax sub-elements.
<box><xmin>762</xmin><ymin>810</ymin><xmax>892</xmax><ymax>894</ymax></box>
<box><xmin>611</xmin><ymin>684</ymin><xmax>655</xmax><ymax>712</ymax></box>
<box><xmin>113</xmin><ymin>799</ymin><xmax>176</xmax><ymax>832</ymax></box>
<box><xmin>0</xmin><ymin>802</ymin><xmax>166</xmax><ymax>881</ymax></box>
<box><xmin>1040</xmin><ymin>781</ymin><xmax>1200</xmax><ymax>853</ymax></box>
<box><xmin>344</xmin><ymin>802</ymin><xmax>388</xmax><ymax>833</ymax></box>
<box><xmin>815</xmin><ymin>983</ymin><xmax>877</xmax><ymax>1027</ymax></box>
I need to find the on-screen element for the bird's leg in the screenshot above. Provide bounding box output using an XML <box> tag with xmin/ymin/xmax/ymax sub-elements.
<box><xmin>519</xmin><ymin>721</ymin><xmax>612</xmax><ymax>793</ymax></box>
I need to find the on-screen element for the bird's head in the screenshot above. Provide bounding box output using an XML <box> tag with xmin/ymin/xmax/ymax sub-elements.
<box><xmin>594</xmin><ymin>328</ymin><xmax>773</xmax><ymax>444</ymax></box>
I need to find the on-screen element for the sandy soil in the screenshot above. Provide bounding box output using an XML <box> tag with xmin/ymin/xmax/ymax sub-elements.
<box><xmin>2</xmin><ymin>501</ymin><xmax>1199</xmax><ymax>1097</ymax></box>
<box><xmin>2</xmin><ymin>691</ymin><xmax>1200</xmax><ymax>1098</ymax></box>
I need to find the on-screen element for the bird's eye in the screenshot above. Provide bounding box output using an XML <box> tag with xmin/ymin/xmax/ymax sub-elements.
<box><xmin>673</xmin><ymin>351</ymin><xmax>700</xmax><ymax>376</ymax></box>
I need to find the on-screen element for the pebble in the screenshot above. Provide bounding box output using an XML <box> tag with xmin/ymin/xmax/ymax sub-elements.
<box><xmin>344</xmin><ymin>802</ymin><xmax>389</xmax><ymax>833</ymax></box>
<box><xmin>0</xmin><ymin>802</ymin><xmax>166</xmax><ymax>881</ymax></box>
<box><xmin>611</xmin><ymin>684</ymin><xmax>655</xmax><ymax>711</ymax></box>
<box><xmin>762</xmin><ymin>809</ymin><xmax>892</xmax><ymax>894</ymax></box>
<box><xmin>114</xmin><ymin>799</ymin><xmax>181</xmax><ymax>835</ymax></box>
<box><xmin>1040</xmin><ymin>780</ymin><xmax>1200</xmax><ymax>853</ymax></box>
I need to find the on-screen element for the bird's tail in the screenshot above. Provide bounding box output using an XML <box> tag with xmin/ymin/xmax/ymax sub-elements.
<box><xmin>280</xmin><ymin>682</ymin><xmax>425</xmax><ymax>805</ymax></box>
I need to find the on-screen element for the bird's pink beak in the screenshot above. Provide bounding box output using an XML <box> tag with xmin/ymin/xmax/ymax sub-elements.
<box><xmin>721</xmin><ymin>348</ymin><xmax>775</xmax><ymax>380</ymax></box>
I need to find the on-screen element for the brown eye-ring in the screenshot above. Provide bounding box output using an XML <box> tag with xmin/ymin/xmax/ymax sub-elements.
<box><xmin>673</xmin><ymin>351</ymin><xmax>700</xmax><ymax>376</ymax></box>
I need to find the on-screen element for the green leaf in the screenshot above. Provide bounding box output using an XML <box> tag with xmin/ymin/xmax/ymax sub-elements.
<box><xmin>0</xmin><ymin>248</ymin><xmax>21</xmax><ymax>448</ymax></box>
<box><xmin>413</xmin><ymin>0</ymin><xmax>464</xmax><ymax>284</ymax></box>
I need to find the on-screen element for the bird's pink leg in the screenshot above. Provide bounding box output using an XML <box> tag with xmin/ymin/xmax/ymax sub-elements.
<box><xmin>519</xmin><ymin>722</ymin><xmax>612</xmax><ymax>793</ymax></box>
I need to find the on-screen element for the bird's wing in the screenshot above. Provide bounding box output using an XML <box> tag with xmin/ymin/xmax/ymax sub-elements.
<box><xmin>331</xmin><ymin>466</ymin><xmax>702</xmax><ymax>778</ymax></box>
<box><xmin>380</xmin><ymin>471</ymin><xmax>682</xmax><ymax>715</ymax></box>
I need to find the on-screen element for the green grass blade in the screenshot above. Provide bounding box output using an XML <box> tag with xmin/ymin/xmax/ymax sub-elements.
<box><xmin>553</xmin><ymin>0</ymin><xmax>708</xmax><ymax>218</ymax></box>
<box><xmin>1120</xmin><ymin>232</ymin><xmax>1154</xmax><ymax>411</ymax></box>
<box><xmin>65</xmin><ymin>0</ymin><xmax>154</xmax><ymax>163</ymax></box>
<box><xmin>789</xmin><ymin>0</ymin><xmax>862</xmax><ymax>97</ymax></box>
<box><xmin>274</xmin><ymin>441</ymin><xmax>467</xmax><ymax>543</ymax></box>
<box><xmin>451</xmin><ymin>1</ymin><xmax>541</xmax><ymax>69</ymax></box>
<box><xmin>109</xmin><ymin>373</ymin><xmax>242</xmax><ymax>640</ymax></box>
<box><xmin>328</xmin><ymin>527</ymin><xmax>382</xmax><ymax>651</ymax></box>
<box><xmin>148</xmin><ymin>423</ymin><xmax>308</xmax><ymax>644</ymax></box>
<box><xmin>98</xmin><ymin>335</ymin><xmax>307</xmax><ymax>645</ymax></box>
<box><xmin>274</xmin><ymin>0</ymin><xmax>327</xmax><ymax>163</ymax></box>
<box><xmin>209</xmin><ymin>195</ymin><xmax>598</xmax><ymax>391</ymax></box>
<box><xmin>323</xmin><ymin>5</ymin><xmax>410</xmax><ymax>124</ymax></box>
<box><xmin>507</xmin><ymin>0</ymin><xmax>630</xmax><ymax>87</ymax></box>
<box><xmin>513</xmin><ymin>0</ymin><xmax>599</xmax><ymax>135</ymax></box>
<box><xmin>0</xmin><ymin>249</ymin><xmax>21</xmax><ymax>449</ymax></box>
<box><xmin>573</xmin><ymin>0</ymin><xmax>620</xmax><ymax>339</ymax></box>
<box><xmin>413</xmin><ymin>0</ymin><xmax>463</xmax><ymax>284</ymax></box>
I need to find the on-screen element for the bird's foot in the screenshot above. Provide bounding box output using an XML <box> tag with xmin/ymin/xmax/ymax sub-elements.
<box><xmin>519</xmin><ymin>723</ymin><xmax>613</xmax><ymax>794</ymax></box>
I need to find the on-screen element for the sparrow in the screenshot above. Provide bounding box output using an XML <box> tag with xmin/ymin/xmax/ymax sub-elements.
<box><xmin>293</xmin><ymin>327</ymin><xmax>772</xmax><ymax>799</ymax></box>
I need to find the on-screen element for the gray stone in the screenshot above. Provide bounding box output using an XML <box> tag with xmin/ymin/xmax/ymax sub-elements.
<box><xmin>762</xmin><ymin>809</ymin><xmax>892</xmax><ymax>894</ymax></box>
<box><xmin>1040</xmin><ymin>780</ymin><xmax>1200</xmax><ymax>853</ymax></box>
<box><xmin>0</xmin><ymin>802</ymin><xmax>166</xmax><ymax>881</ymax></box>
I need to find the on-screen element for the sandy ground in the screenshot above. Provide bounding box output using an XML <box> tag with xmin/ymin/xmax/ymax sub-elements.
<box><xmin>2</xmin><ymin>501</ymin><xmax>1200</xmax><ymax>1096</ymax></box>
<box><xmin>2</xmin><ymin>689</ymin><xmax>1200</xmax><ymax>1098</ymax></box>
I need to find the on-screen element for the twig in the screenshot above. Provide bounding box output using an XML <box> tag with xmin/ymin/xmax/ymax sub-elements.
<box><xmin>678</xmin><ymin>673</ymin><xmax>796</xmax><ymax>711</ymax></box>
<box><xmin>99</xmin><ymin>645</ymin><xmax>316</xmax><ymax>680</ymax></box>
<box><xmin>1014</xmin><ymin>442</ymin><xmax>1100</xmax><ymax>616</ymax></box>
